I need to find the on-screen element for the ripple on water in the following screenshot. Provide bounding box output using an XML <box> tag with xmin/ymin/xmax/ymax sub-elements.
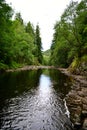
<box><xmin>0</xmin><ymin>72</ymin><xmax>73</xmax><ymax>130</ymax></box>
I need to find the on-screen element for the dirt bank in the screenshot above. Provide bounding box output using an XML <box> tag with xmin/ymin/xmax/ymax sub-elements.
<box><xmin>59</xmin><ymin>68</ymin><xmax>87</xmax><ymax>130</ymax></box>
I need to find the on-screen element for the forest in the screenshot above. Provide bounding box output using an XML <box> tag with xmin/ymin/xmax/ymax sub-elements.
<box><xmin>0</xmin><ymin>0</ymin><xmax>87</xmax><ymax>73</ymax></box>
<box><xmin>50</xmin><ymin>0</ymin><xmax>87</xmax><ymax>73</ymax></box>
<box><xmin>0</xmin><ymin>0</ymin><xmax>43</xmax><ymax>70</ymax></box>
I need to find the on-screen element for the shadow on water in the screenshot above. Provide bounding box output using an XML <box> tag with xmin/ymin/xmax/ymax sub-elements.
<box><xmin>0</xmin><ymin>69</ymin><xmax>73</xmax><ymax>130</ymax></box>
<box><xmin>49</xmin><ymin>69</ymin><xmax>72</xmax><ymax>97</ymax></box>
<box><xmin>0</xmin><ymin>69</ymin><xmax>42</xmax><ymax>100</ymax></box>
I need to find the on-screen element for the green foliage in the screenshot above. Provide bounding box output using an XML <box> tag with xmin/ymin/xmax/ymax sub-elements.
<box><xmin>81</xmin><ymin>55</ymin><xmax>87</xmax><ymax>62</ymax></box>
<box><xmin>1</xmin><ymin>0</ymin><xmax>86</xmax><ymax>70</ymax></box>
<box><xmin>50</xmin><ymin>0</ymin><xmax>87</xmax><ymax>68</ymax></box>
<box><xmin>25</xmin><ymin>21</ymin><xmax>35</xmax><ymax>38</ymax></box>
<box><xmin>0</xmin><ymin>0</ymin><xmax>13</xmax><ymax>66</ymax></box>
<box><xmin>35</xmin><ymin>24</ymin><xmax>43</xmax><ymax>64</ymax></box>
<box><xmin>0</xmin><ymin>1</ymin><xmax>43</xmax><ymax>70</ymax></box>
<box><xmin>43</xmin><ymin>49</ymin><xmax>51</xmax><ymax>65</ymax></box>
<box><xmin>15</xmin><ymin>12</ymin><xmax>23</xmax><ymax>24</ymax></box>
<box><xmin>0</xmin><ymin>62</ymin><xmax>8</xmax><ymax>70</ymax></box>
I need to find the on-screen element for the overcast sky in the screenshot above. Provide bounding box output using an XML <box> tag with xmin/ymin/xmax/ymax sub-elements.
<box><xmin>6</xmin><ymin>0</ymin><xmax>80</xmax><ymax>51</ymax></box>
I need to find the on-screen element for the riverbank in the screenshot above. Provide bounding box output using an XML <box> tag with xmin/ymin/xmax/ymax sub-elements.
<box><xmin>6</xmin><ymin>65</ymin><xmax>56</xmax><ymax>72</ymax></box>
<box><xmin>59</xmin><ymin>68</ymin><xmax>87</xmax><ymax>130</ymax></box>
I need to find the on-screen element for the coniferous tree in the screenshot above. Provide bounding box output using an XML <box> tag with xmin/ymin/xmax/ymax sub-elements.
<box><xmin>15</xmin><ymin>12</ymin><xmax>23</xmax><ymax>24</ymax></box>
<box><xmin>26</xmin><ymin>22</ymin><xmax>35</xmax><ymax>37</ymax></box>
<box><xmin>35</xmin><ymin>24</ymin><xmax>43</xmax><ymax>64</ymax></box>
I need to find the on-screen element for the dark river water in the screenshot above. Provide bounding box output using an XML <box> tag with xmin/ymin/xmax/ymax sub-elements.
<box><xmin>0</xmin><ymin>69</ymin><xmax>73</xmax><ymax>130</ymax></box>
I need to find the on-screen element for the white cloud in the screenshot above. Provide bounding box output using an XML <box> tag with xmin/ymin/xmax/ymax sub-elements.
<box><xmin>6</xmin><ymin>0</ymin><xmax>81</xmax><ymax>51</ymax></box>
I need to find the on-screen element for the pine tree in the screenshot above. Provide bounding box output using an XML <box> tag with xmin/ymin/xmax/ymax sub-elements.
<box><xmin>35</xmin><ymin>24</ymin><xmax>43</xmax><ymax>64</ymax></box>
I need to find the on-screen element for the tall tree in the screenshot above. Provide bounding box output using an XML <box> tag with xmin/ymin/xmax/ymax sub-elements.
<box><xmin>0</xmin><ymin>0</ymin><xmax>13</xmax><ymax>66</ymax></box>
<box><xmin>35</xmin><ymin>24</ymin><xmax>43</xmax><ymax>64</ymax></box>
<box><xmin>26</xmin><ymin>22</ymin><xmax>35</xmax><ymax>37</ymax></box>
<box><xmin>15</xmin><ymin>12</ymin><xmax>23</xmax><ymax>24</ymax></box>
<box><xmin>12</xmin><ymin>16</ymin><xmax>36</xmax><ymax>65</ymax></box>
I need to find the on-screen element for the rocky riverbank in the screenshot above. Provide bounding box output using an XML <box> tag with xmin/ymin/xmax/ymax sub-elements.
<box><xmin>59</xmin><ymin>68</ymin><xmax>87</xmax><ymax>130</ymax></box>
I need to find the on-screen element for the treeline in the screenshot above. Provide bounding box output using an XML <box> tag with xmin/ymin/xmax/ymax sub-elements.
<box><xmin>0</xmin><ymin>0</ymin><xmax>43</xmax><ymax>70</ymax></box>
<box><xmin>50</xmin><ymin>0</ymin><xmax>87</xmax><ymax>71</ymax></box>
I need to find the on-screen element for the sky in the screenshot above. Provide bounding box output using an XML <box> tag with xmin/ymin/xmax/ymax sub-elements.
<box><xmin>6</xmin><ymin>0</ymin><xmax>80</xmax><ymax>51</ymax></box>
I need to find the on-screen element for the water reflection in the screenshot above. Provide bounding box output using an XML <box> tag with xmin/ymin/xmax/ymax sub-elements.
<box><xmin>38</xmin><ymin>74</ymin><xmax>51</xmax><ymax>97</ymax></box>
<box><xmin>0</xmin><ymin>69</ymin><xmax>73</xmax><ymax>130</ymax></box>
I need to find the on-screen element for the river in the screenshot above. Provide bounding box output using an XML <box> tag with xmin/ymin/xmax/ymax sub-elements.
<box><xmin>0</xmin><ymin>69</ymin><xmax>73</xmax><ymax>130</ymax></box>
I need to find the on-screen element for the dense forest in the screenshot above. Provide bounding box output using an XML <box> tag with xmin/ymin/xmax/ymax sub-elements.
<box><xmin>50</xmin><ymin>0</ymin><xmax>87</xmax><ymax>73</ymax></box>
<box><xmin>0</xmin><ymin>0</ymin><xmax>43</xmax><ymax>70</ymax></box>
<box><xmin>0</xmin><ymin>0</ymin><xmax>87</xmax><ymax>72</ymax></box>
